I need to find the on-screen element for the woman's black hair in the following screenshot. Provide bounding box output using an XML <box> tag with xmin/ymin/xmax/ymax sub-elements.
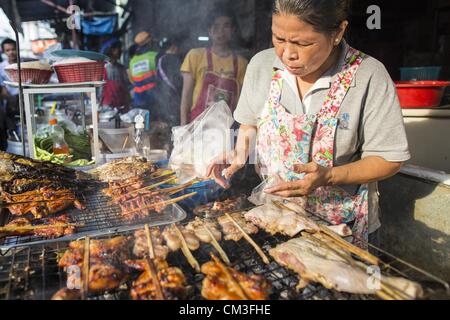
<box><xmin>206</xmin><ymin>5</ymin><xmax>238</xmax><ymax>30</ymax></box>
<box><xmin>273</xmin><ymin>0</ymin><xmax>351</xmax><ymax>34</ymax></box>
<box><xmin>1</xmin><ymin>38</ymin><xmax>16</xmax><ymax>52</ymax></box>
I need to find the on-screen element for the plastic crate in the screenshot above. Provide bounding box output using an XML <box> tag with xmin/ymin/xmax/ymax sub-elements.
<box><xmin>161</xmin><ymin>180</ymin><xmax>224</xmax><ymax>212</ymax></box>
<box><xmin>400</xmin><ymin>67</ymin><xmax>441</xmax><ymax>81</ymax></box>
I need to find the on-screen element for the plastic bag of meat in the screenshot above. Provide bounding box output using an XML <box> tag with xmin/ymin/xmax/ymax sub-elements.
<box><xmin>169</xmin><ymin>101</ymin><xmax>234</xmax><ymax>183</ymax></box>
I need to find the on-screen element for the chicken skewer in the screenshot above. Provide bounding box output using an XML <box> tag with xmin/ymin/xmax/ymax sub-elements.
<box><xmin>144</xmin><ymin>224</ymin><xmax>166</xmax><ymax>300</ymax></box>
<box><xmin>224</xmin><ymin>212</ymin><xmax>270</xmax><ymax>265</ymax></box>
<box><xmin>123</xmin><ymin>192</ymin><xmax>197</xmax><ymax>216</ymax></box>
<box><xmin>202</xmin><ymin>222</ymin><xmax>230</xmax><ymax>265</ymax></box>
<box><xmin>172</xmin><ymin>224</ymin><xmax>200</xmax><ymax>272</ymax></box>
<box><xmin>81</xmin><ymin>236</ymin><xmax>90</xmax><ymax>300</ymax></box>
<box><xmin>211</xmin><ymin>254</ymin><xmax>249</xmax><ymax>299</ymax></box>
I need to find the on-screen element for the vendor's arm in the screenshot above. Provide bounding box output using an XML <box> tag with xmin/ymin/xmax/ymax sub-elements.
<box><xmin>179</xmin><ymin>72</ymin><xmax>194</xmax><ymax>125</ymax></box>
<box><xmin>265</xmin><ymin>157</ymin><xmax>402</xmax><ymax>197</ymax></box>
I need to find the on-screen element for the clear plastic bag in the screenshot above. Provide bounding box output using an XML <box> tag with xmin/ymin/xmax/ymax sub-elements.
<box><xmin>248</xmin><ymin>175</ymin><xmax>286</xmax><ymax>206</ymax></box>
<box><xmin>169</xmin><ymin>101</ymin><xmax>234</xmax><ymax>183</ymax></box>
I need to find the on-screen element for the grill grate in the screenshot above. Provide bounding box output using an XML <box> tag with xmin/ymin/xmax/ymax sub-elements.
<box><xmin>0</xmin><ymin>189</ymin><xmax>186</xmax><ymax>251</ymax></box>
<box><xmin>3</xmin><ymin>218</ymin><xmax>447</xmax><ymax>301</ymax></box>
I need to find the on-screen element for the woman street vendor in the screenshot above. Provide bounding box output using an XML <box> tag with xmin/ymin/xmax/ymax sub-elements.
<box><xmin>207</xmin><ymin>0</ymin><xmax>410</xmax><ymax>249</ymax></box>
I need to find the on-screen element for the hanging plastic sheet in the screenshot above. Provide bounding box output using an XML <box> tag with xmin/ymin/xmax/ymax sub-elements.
<box><xmin>81</xmin><ymin>15</ymin><xmax>117</xmax><ymax>35</ymax></box>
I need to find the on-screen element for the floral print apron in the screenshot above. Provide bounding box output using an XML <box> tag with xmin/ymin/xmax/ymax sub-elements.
<box><xmin>256</xmin><ymin>47</ymin><xmax>369</xmax><ymax>249</ymax></box>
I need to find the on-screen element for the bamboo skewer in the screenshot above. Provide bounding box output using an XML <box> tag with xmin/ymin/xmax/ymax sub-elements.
<box><xmin>81</xmin><ymin>237</ymin><xmax>90</xmax><ymax>300</ymax></box>
<box><xmin>0</xmin><ymin>223</ymin><xmax>82</xmax><ymax>234</ymax></box>
<box><xmin>124</xmin><ymin>192</ymin><xmax>197</xmax><ymax>215</ymax></box>
<box><xmin>173</xmin><ymin>224</ymin><xmax>200</xmax><ymax>272</ymax></box>
<box><xmin>121</xmin><ymin>136</ymin><xmax>129</xmax><ymax>151</ymax></box>
<box><xmin>202</xmin><ymin>223</ymin><xmax>230</xmax><ymax>265</ymax></box>
<box><xmin>211</xmin><ymin>254</ymin><xmax>249</xmax><ymax>300</ymax></box>
<box><xmin>144</xmin><ymin>224</ymin><xmax>165</xmax><ymax>300</ymax></box>
<box><xmin>0</xmin><ymin>198</ymin><xmax>76</xmax><ymax>207</ymax></box>
<box><xmin>223</xmin><ymin>212</ymin><xmax>270</xmax><ymax>265</ymax></box>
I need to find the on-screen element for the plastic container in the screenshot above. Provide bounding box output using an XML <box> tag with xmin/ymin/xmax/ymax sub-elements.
<box><xmin>98</xmin><ymin>127</ymin><xmax>134</xmax><ymax>153</ymax></box>
<box><xmin>400</xmin><ymin>67</ymin><xmax>442</xmax><ymax>81</ymax></box>
<box><xmin>395</xmin><ymin>81</ymin><xmax>450</xmax><ymax>108</ymax></box>
<box><xmin>48</xmin><ymin>118</ymin><xmax>69</xmax><ymax>154</ymax></box>
<box><xmin>54</xmin><ymin>61</ymin><xmax>104</xmax><ymax>83</ymax></box>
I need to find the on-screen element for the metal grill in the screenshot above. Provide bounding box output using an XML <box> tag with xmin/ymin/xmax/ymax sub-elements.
<box><xmin>1</xmin><ymin>220</ymin><xmax>448</xmax><ymax>301</ymax></box>
<box><xmin>0</xmin><ymin>188</ymin><xmax>186</xmax><ymax>251</ymax></box>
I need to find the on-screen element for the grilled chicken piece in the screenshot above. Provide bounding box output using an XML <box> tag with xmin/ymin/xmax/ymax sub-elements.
<box><xmin>51</xmin><ymin>288</ymin><xmax>81</xmax><ymax>300</ymax></box>
<box><xmin>193</xmin><ymin>196</ymin><xmax>247</xmax><ymax>218</ymax></box>
<box><xmin>3</xmin><ymin>188</ymin><xmax>85</xmax><ymax>219</ymax></box>
<box><xmin>89</xmin><ymin>156</ymin><xmax>156</xmax><ymax>182</ymax></box>
<box><xmin>201</xmin><ymin>261</ymin><xmax>271</xmax><ymax>300</ymax></box>
<box><xmin>133</xmin><ymin>229</ymin><xmax>169</xmax><ymax>260</ymax></box>
<box><xmin>185</xmin><ymin>217</ymin><xmax>222</xmax><ymax>243</ymax></box>
<box><xmin>162</xmin><ymin>225</ymin><xmax>200</xmax><ymax>252</ymax></box>
<box><xmin>244</xmin><ymin>204</ymin><xmax>352</xmax><ymax>238</ymax></box>
<box><xmin>244</xmin><ymin>204</ymin><xmax>315</xmax><ymax>237</ymax></box>
<box><xmin>269</xmin><ymin>237</ymin><xmax>424</xmax><ymax>299</ymax></box>
<box><xmin>2</xmin><ymin>215</ymin><xmax>75</xmax><ymax>238</ymax></box>
<box><xmin>58</xmin><ymin>237</ymin><xmax>130</xmax><ymax>293</ymax></box>
<box><xmin>125</xmin><ymin>259</ymin><xmax>187</xmax><ymax>300</ymax></box>
<box><xmin>217</xmin><ymin>212</ymin><xmax>258</xmax><ymax>241</ymax></box>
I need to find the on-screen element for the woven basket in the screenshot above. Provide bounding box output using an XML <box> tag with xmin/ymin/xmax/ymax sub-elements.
<box><xmin>54</xmin><ymin>61</ymin><xmax>105</xmax><ymax>83</ymax></box>
<box><xmin>5</xmin><ymin>68</ymin><xmax>52</xmax><ymax>84</ymax></box>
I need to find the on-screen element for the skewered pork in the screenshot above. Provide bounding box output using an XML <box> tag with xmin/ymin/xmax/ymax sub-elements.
<box><xmin>193</xmin><ymin>196</ymin><xmax>247</xmax><ymax>218</ymax></box>
<box><xmin>201</xmin><ymin>258</ymin><xmax>271</xmax><ymax>300</ymax></box>
<box><xmin>218</xmin><ymin>212</ymin><xmax>258</xmax><ymax>241</ymax></box>
<box><xmin>125</xmin><ymin>259</ymin><xmax>188</xmax><ymax>300</ymax></box>
<box><xmin>162</xmin><ymin>225</ymin><xmax>200</xmax><ymax>252</ymax></box>
<box><xmin>185</xmin><ymin>217</ymin><xmax>222</xmax><ymax>243</ymax></box>
<box><xmin>2</xmin><ymin>188</ymin><xmax>85</xmax><ymax>218</ymax></box>
<box><xmin>58</xmin><ymin>237</ymin><xmax>130</xmax><ymax>293</ymax></box>
<box><xmin>89</xmin><ymin>156</ymin><xmax>156</xmax><ymax>182</ymax></box>
<box><xmin>1</xmin><ymin>214</ymin><xmax>76</xmax><ymax>238</ymax></box>
<box><xmin>133</xmin><ymin>229</ymin><xmax>169</xmax><ymax>260</ymax></box>
<box><xmin>245</xmin><ymin>204</ymin><xmax>352</xmax><ymax>238</ymax></box>
<box><xmin>269</xmin><ymin>237</ymin><xmax>424</xmax><ymax>299</ymax></box>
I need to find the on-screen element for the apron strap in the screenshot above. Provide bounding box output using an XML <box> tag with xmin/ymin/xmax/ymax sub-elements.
<box><xmin>206</xmin><ymin>48</ymin><xmax>214</xmax><ymax>72</ymax></box>
<box><xmin>317</xmin><ymin>47</ymin><xmax>365</xmax><ymax>121</ymax></box>
<box><xmin>232</xmin><ymin>53</ymin><xmax>238</xmax><ymax>79</ymax></box>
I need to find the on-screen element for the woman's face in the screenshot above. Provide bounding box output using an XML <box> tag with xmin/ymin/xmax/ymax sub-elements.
<box><xmin>209</xmin><ymin>16</ymin><xmax>234</xmax><ymax>47</ymax></box>
<box><xmin>272</xmin><ymin>14</ymin><xmax>337</xmax><ymax>77</ymax></box>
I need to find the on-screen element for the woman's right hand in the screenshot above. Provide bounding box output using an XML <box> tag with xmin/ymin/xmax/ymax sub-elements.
<box><xmin>206</xmin><ymin>151</ymin><xmax>244</xmax><ymax>189</ymax></box>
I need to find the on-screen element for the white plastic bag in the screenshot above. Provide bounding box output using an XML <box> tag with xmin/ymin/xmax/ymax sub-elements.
<box><xmin>169</xmin><ymin>101</ymin><xmax>234</xmax><ymax>183</ymax></box>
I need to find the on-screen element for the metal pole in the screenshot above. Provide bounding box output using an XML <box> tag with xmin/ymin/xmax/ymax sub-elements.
<box><xmin>9</xmin><ymin>20</ymin><xmax>26</xmax><ymax>157</ymax></box>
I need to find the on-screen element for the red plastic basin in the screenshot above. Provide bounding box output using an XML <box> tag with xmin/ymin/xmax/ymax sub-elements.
<box><xmin>395</xmin><ymin>81</ymin><xmax>450</xmax><ymax>108</ymax></box>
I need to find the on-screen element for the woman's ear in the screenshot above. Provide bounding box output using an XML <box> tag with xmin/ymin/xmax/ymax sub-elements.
<box><xmin>334</xmin><ymin>20</ymin><xmax>349</xmax><ymax>45</ymax></box>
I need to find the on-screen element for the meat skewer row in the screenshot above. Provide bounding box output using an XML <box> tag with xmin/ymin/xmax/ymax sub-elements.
<box><xmin>163</xmin><ymin>224</ymin><xmax>201</xmax><ymax>272</ymax></box>
<box><xmin>186</xmin><ymin>217</ymin><xmax>230</xmax><ymax>265</ymax></box>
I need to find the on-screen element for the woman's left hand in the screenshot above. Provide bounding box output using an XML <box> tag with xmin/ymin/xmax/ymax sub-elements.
<box><xmin>265</xmin><ymin>162</ymin><xmax>333</xmax><ymax>197</ymax></box>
